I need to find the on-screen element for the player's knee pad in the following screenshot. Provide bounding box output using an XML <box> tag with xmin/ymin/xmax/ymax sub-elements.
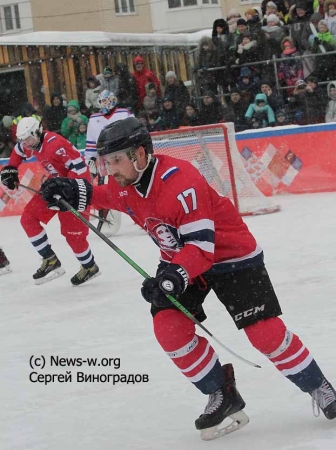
<box><xmin>153</xmin><ymin>309</ymin><xmax>195</xmax><ymax>351</ymax></box>
<box><xmin>153</xmin><ymin>309</ymin><xmax>216</xmax><ymax>381</ymax></box>
<box><xmin>245</xmin><ymin>318</ymin><xmax>315</xmax><ymax>387</ymax></box>
<box><xmin>244</xmin><ymin>317</ymin><xmax>287</xmax><ymax>355</ymax></box>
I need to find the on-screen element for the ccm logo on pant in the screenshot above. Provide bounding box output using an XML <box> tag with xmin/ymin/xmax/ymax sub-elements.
<box><xmin>234</xmin><ymin>305</ymin><xmax>265</xmax><ymax>322</ymax></box>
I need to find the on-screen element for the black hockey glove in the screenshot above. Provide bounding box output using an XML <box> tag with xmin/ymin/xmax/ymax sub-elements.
<box><xmin>0</xmin><ymin>165</ymin><xmax>19</xmax><ymax>190</ymax></box>
<box><xmin>41</xmin><ymin>178</ymin><xmax>93</xmax><ymax>212</ymax></box>
<box><xmin>141</xmin><ymin>264</ymin><xmax>189</xmax><ymax>308</ymax></box>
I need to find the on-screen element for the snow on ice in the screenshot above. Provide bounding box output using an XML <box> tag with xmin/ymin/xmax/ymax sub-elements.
<box><xmin>0</xmin><ymin>192</ymin><xmax>335</xmax><ymax>450</ymax></box>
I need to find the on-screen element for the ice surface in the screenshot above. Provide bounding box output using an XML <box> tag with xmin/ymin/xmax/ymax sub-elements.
<box><xmin>1</xmin><ymin>192</ymin><xmax>335</xmax><ymax>450</ymax></box>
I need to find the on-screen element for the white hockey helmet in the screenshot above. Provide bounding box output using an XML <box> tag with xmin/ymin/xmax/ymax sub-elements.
<box><xmin>97</xmin><ymin>90</ymin><xmax>118</xmax><ymax>114</ymax></box>
<box><xmin>16</xmin><ymin>117</ymin><xmax>43</xmax><ymax>151</ymax></box>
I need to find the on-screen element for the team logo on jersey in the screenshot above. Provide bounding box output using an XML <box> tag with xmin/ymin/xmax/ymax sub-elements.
<box><xmin>145</xmin><ymin>218</ymin><xmax>181</xmax><ymax>252</ymax></box>
<box><xmin>55</xmin><ymin>147</ymin><xmax>66</xmax><ymax>156</ymax></box>
<box><xmin>40</xmin><ymin>160</ymin><xmax>58</xmax><ymax>175</ymax></box>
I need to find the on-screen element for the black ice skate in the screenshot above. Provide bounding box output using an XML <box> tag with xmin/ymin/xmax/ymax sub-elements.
<box><xmin>195</xmin><ymin>363</ymin><xmax>249</xmax><ymax>440</ymax></box>
<box><xmin>0</xmin><ymin>248</ymin><xmax>12</xmax><ymax>275</ymax></box>
<box><xmin>311</xmin><ymin>378</ymin><xmax>336</xmax><ymax>420</ymax></box>
<box><xmin>71</xmin><ymin>263</ymin><xmax>100</xmax><ymax>286</ymax></box>
<box><xmin>33</xmin><ymin>253</ymin><xmax>65</xmax><ymax>285</ymax></box>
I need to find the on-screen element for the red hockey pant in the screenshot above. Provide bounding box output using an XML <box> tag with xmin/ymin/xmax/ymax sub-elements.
<box><xmin>20</xmin><ymin>193</ymin><xmax>90</xmax><ymax>255</ymax></box>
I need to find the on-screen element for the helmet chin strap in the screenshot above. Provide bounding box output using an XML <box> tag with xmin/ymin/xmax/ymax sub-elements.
<box><xmin>132</xmin><ymin>154</ymin><xmax>152</xmax><ymax>184</ymax></box>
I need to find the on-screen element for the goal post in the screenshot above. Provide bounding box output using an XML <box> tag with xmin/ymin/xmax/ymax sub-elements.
<box><xmin>151</xmin><ymin>123</ymin><xmax>280</xmax><ymax>216</ymax></box>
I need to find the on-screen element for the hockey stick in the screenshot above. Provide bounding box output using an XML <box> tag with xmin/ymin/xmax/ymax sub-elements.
<box><xmin>18</xmin><ymin>183</ymin><xmax>112</xmax><ymax>225</ymax></box>
<box><xmin>53</xmin><ymin>194</ymin><xmax>261</xmax><ymax>369</ymax></box>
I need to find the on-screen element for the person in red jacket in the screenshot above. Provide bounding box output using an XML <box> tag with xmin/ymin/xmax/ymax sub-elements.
<box><xmin>132</xmin><ymin>55</ymin><xmax>161</xmax><ymax>111</ymax></box>
<box><xmin>0</xmin><ymin>117</ymin><xmax>100</xmax><ymax>286</ymax></box>
<box><xmin>40</xmin><ymin>118</ymin><xmax>336</xmax><ymax>439</ymax></box>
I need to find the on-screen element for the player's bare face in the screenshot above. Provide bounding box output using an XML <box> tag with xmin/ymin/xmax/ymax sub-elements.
<box><xmin>101</xmin><ymin>150</ymin><xmax>138</xmax><ymax>186</ymax></box>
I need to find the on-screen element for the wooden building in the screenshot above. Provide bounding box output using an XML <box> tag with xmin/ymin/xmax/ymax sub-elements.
<box><xmin>0</xmin><ymin>30</ymin><xmax>207</xmax><ymax>116</ymax></box>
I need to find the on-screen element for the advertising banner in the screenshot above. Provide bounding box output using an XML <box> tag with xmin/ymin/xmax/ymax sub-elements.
<box><xmin>1</xmin><ymin>123</ymin><xmax>336</xmax><ymax>216</ymax></box>
<box><xmin>236</xmin><ymin>123</ymin><xmax>336</xmax><ymax>196</ymax></box>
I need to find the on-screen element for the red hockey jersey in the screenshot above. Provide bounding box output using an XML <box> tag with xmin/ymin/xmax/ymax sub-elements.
<box><xmin>10</xmin><ymin>132</ymin><xmax>91</xmax><ymax>182</ymax></box>
<box><xmin>91</xmin><ymin>154</ymin><xmax>261</xmax><ymax>280</ymax></box>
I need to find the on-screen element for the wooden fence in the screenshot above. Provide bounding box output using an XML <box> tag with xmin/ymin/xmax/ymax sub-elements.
<box><xmin>0</xmin><ymin>44</ymin><xmax>196</xmax><ymax>107</ymax></box>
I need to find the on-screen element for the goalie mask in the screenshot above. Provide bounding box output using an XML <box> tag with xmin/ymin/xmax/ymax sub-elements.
<box><xmin>97</xmin><ymin>90</ymin><xmax>118</xmax><ymax>114</ymax></box>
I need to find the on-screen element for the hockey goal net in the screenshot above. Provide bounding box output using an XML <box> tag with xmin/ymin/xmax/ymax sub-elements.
<box><xmin>151</xmin><ymin>123</ymin><xmax>280</xmax><ymax>216</ymax></box>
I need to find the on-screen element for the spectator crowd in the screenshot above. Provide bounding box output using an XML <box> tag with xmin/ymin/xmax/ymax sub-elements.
<box><xmin>1</xmin><ymin>0</ymin><xmax>336</xmax><ymax>159</ymax></box>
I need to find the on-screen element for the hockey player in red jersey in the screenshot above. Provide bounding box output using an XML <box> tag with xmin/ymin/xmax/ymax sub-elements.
<box><xmin>0</xmin><ymin>117</ymin><xmax>100</xmax><ymax>286</ymax></box>
<box><xmin>40</xmin><ymin>118</ymin><xmax>336</xmax><ymax>438</ymax></box>
<box><xmin>0</xmin><ymin>247</ymin><xmax>11</xmax><ymax>275</ymax></box>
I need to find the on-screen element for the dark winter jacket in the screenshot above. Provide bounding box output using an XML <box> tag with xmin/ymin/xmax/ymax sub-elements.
<box><xmin>164</xmin><ymin>80</ymin><xmax>190</xmax><ymax>112</ymax></box>
<box><xmin>236</xmin><ymin>67</ymin><xmax>261</xmax><ymax>101</ymax></box>
<box><xmin>223</xmin><ymin>99</ymin><xmax>250</xmax><ymax>131</ymax></box>
<box><xmin>197</xmin><ymin>36</ymin><xmax>218</xmax><ymax>93</ymax></box>
<box><xmin>199</xmin><ymin>94</ymin><xmax>224</xmax><ymax>125</ymax></box>
<box><xmin>288</xmin><ymin>15</ymin><xmax>311</xmax><ymax>51</ymax></box>
<box><xmin>160</xmin><ymin>104</ymin><xmax>183</xmax><ymax>130</ymax></box>
<box><xmin>246</xmin><ymin>15</ymin><xmax>263</xmax><ymax>40</ymax></box>
<box><xmin>261</xmin><ymin>24</ymin><xmax>288</xmax><ymax>59</ymax></box>
<box><xmin>198</xmin><ymin>36</ymin><xmax>218</xmax><ymax>70</ymax></box>
<box><xmin>43</xmin><ymin>93</ymin><xmax>67</xmax><ymax>133</ymax></box>
<box><xmin>147</xmin><ymin>116</ymin><xmax>164</xmax><ymax>132</ymax></box>
<box><xmin>309</xmin><ymin>26</ymin><xmax>336</xmax><ymax>81</ymax></box>
<box><xmin>212</xmin><ymin>19</ymin><xmax>231</xmax><ymax>69</ymax></box>
<box><xmin>235</xmin><ymin>34</ymin><xmax>260</xmax><ymax>66</ymax></box>
<box><xmin>182</xmin><ymin>111</ymin><xmax>202</xmax><ymax>127</ymax></box>
<box><xmin>114</xmin><ymin>63</ymin><xmax>138</xmax><ymax>112</ymax></box>
<box><xmin>288</xmin><ymin>87</ymin><xmax>326</xmax><ymax>124</ymax></box>
<box><xmin>262</xmin><ymin>90</ymin><xmax>285</xmax><ymax>112</ymax></box>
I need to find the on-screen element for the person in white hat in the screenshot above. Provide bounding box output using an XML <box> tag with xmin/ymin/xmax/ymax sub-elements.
<box><xmin>163</xmin><ymin>70</ymin><xmax>190</xmax><ymax>113</ymax></box>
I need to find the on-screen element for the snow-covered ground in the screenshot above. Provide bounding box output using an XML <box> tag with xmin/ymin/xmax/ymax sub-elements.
<box><xmin>1</xmin><ymin>192</ymin><xmax>335</xmax><ymax>450</ymax></box>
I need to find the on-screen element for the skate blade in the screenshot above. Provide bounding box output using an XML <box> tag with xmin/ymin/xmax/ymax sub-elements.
<box><xmin>72</xmin><ymin>270</ymin><xmax>102</xmax><ymax>287</ymax></box>
<box><xmin>200</xmin><ymin>410</ymin><xmax>250</xmax><ymax>441</ymax></box>
<box><xmin>0</xmin><ymin>265</ymin><xmax>12</xmax><ymax>276</ymax></box>
<box><xmin>34</xmin><ymin>268</ymin><xmax>66</xmax><ymax>285</ymax></box>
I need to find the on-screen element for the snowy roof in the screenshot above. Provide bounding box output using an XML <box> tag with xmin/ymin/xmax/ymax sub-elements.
<box><xmin>0</xmin><ymin>30</ymin><xmax>212</xmax><ymax>47</ymax></box>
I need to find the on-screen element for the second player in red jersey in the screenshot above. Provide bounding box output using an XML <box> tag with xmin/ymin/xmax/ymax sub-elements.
<box><xmin>0</xmin><ymin>117</ymin><xmax>100</xmax><ymax>285</ymax></box>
